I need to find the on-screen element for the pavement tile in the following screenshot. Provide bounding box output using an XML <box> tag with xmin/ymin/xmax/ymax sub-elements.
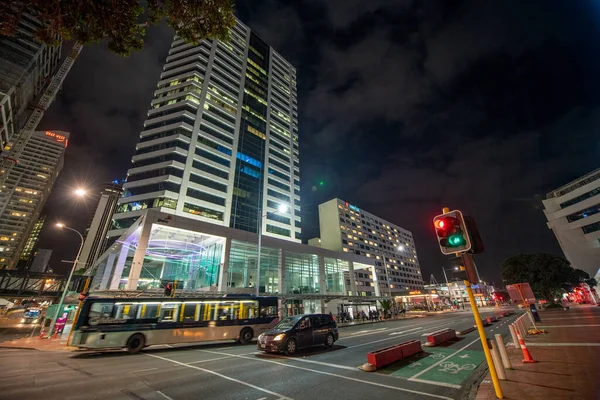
<box><xmin>475</xmin><ymin>305</ymin><xmax>600</xmax><ymax>400</ymax></box>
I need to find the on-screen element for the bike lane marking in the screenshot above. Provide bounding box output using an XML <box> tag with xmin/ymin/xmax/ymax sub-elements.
<box><xmin>408</xmin><ymin>337</ymin><xmax>480</xmax><ymax>381</ymax></box>
<box><xmin>416</xmin><ymin>350</ymin><xmax>485</xmax><ymax>386</ymax></box>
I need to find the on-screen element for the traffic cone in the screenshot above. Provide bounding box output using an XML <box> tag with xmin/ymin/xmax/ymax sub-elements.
<box><xmin>516</xmin><ymin>331</ymin><xmax>537</xmax><ymax>363</ymax></box>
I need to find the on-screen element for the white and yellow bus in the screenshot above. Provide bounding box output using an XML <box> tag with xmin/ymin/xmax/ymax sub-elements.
<box><xmin>70</xmin><ymin>295</ymin><xmax>279</xmax><ymax>353</ymax></box>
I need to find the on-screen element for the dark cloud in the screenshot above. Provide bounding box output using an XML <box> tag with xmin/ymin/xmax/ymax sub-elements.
<box><xmin>37</xmin><ymin>1</ymin><xmax>600</xmax><ymax>285</ymax></box>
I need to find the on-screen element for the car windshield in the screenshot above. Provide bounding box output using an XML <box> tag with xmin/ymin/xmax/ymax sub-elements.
<box><xmin>274</xmin><ymin>316</ymin><xmax>300</xmax><ymax>329</ymax></box>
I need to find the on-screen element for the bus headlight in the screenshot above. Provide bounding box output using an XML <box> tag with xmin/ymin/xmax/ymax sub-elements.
<box><xmin>273</xmin><ymin>334</ymin><xmax>286</xmax><ymax>341</ymax></box>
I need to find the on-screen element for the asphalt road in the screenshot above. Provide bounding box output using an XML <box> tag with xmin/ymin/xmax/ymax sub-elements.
<box><xmin>0</xmin><ymin>308</ymin><xmax>520</xmax><ymax>400</ymax></box>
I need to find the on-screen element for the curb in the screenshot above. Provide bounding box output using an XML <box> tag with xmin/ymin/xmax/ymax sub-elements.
<box><xmin>457</xmin><ymin>326</ymin><xmax>477</xmax><ymax>335</ymax></box>
<box><xmin>337</xmin><ymin>316</ymin><xmax>421</xmax><ymax>329</ymax></box>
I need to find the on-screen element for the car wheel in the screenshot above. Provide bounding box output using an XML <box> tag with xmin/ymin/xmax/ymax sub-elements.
<box><xmin>126</xmin><ymin>333</ymin><xmax>145</xmax><ymax>354</ymax></box>
<box><xmin>325</xmin><ymin>333</ymin><xmax>335</xmax><ymax>348</ymax></box>
<box><xmin>285</xmin><ymin>338</ymin><xmax>297</xmax><ymax>355</ymax></box>
<box><xmin>238</xmin><ymin>327</ymin><xmax>254</xmax><ymax>344</ymax></box>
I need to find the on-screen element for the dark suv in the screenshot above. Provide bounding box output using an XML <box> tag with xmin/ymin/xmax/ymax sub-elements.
<box><xmin>257</xmin><ymin>314</ymin><xmax>338</xmax><ymax>355</ymax></box>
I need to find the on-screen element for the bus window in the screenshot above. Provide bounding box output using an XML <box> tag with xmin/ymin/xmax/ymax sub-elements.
<box><xmin>139</xmin><ymin>303</ymin><xmax>159</xmax><ymax>320</ymax></box>
<box><xmin>260</xmin><ymin>305</ymin><xmax>277</xmax><ymax>318</ymax></box>
<box><xmin>218</xmin><ymin>301</ymin><xmax>237</xmax><ymax>320</ymax></box>
<box><xmin>88</xmin><ymin>303</ymin><xmax>114</xmax><ymax>325</ymax></box>
<box><xmin>115</xmin><ymin>303</ymin><xmax>139</xmax><ymax>320</ymax></box>
<box><xmin>238</xmin><ymin>301</ymin><xmax>258</xmax><ymax>319</ymax></box>
<box><xmin>159</xmin><ymin>303</ymin><xmax>180</xmax><ymax>322</ymax></box>
<box><xmin>182</xmin><ymin>303</ymin><xmax>197</xmax><ymax>322</ymax></box>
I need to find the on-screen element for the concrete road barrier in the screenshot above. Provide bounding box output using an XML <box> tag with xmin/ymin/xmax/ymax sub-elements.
<box><xmin>427</xmin><ymin>328</ymin><xmax>457</xmax><ymax>346</ymax></box>
<box><xmin>366</xmin><ymin>339</ymin><xmax>423</xmax><ymax>369</ymax></box>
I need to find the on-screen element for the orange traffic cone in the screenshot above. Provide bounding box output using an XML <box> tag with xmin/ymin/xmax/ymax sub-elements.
<box><xmin>516</xmin><ymin>331</ymin><xmax>537</xmax><ymax>363</ymax></box>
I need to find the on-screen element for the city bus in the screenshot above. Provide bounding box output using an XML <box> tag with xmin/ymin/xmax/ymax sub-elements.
<box><xmin>69</xmin><ymin>295</ymin><xmax>279</xmax><ymax>353</ymax></box>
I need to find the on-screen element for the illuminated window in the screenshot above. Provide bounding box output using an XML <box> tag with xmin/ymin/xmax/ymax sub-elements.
<box><xmin>343</xmin><ymin>248</ymin><xmax>348</xmax><ymax>252</ymax></box>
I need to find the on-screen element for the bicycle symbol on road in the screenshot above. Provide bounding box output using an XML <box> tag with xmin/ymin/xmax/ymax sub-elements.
<box><xmin>437</xmin><ymin>361</ymin><xmax>476</xmax><ymax>375</ymax></box>
<box><xmin>430</xmin><ymin>353</ymin><xmax>447</xmax><ymax>360</ymax></box>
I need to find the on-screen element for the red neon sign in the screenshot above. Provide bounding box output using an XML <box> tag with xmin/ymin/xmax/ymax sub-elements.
<box><xmin>45</xmin><ymin>131</ymin><xmax>66</xmax><ymax>143</ymax></box>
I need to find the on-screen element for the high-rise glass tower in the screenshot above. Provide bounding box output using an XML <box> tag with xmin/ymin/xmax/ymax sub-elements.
<box><xmin>110</xmin><ymin>20</ymin><xmax>300</xmax><ymax>242</ymax></box>
<box><xmin>0</xmin><ymin>130</ymin><xmax>69</xmax><ymax>269</ymax></box>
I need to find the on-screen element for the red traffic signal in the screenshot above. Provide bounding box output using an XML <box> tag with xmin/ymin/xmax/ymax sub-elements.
<box><xmin>433</xmin><ymin>210</ymin><xmax>472</xmax><ymax>255</ymax></box>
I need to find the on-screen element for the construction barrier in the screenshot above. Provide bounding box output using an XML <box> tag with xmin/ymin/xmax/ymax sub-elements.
<box><xmin>427</xmin><ymin>329</ymin><xmax>457</xmax><ymax>346</ymax></box>
<box><xmin>366</xmin><ymin>339</ymin><xmax>422</xmax><ymax>369</ymax></box>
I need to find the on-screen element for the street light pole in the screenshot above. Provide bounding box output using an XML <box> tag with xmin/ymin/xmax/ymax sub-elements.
<box><xmin>46</xmin><ymin>224</ymin><xmax>84</xmax><ymax>339</ymax></box>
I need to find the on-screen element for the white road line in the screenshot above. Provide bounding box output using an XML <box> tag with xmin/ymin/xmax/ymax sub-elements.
<box><xmin>187</xmin><ymin>355</ymin><xmax>234</xmax><ymax>364</ymax></box>
<box><xmin>130</xmin><ymin>367</ymin><xmax>158</xmax><ymax>374</ymax></box>
<box><xmin>145</xmin><ymin>353</ymin><xmax>293</xmax><ymax>400</ymax></box>
<box><xmin>409</xmin><ymin>377</ymin><xmax>462</xmax><ymax>389</ymax></box>
<box><xmin>526</xmin><ymin>342</ymin><xmax>600</xmax><ymax>347</ymax></box>
<box><xmin>157</xmin><ymin>390</ymin><xmax>174</xmax><ymax>400</ymax></box>
<box><xmin>408</xmin><ymin>337</ymin><xmax>481</xmax><ymax>381</ymax></box>
<box><xmin>256</xmin><ymin>398</ymin><xmax>267</xmax><ymax>400</ymax></box>
<box><xmin>259</xmin><ymin>354</ymin><xmax>358</xmax><ymax>371</ymax></box>
<box><xmin>346</xmin><ymin>327</ymin><xmax>424</xmax><ymax>349</ymax></box>
<box><xmin>196</xmin><ymin>349</ymin><xmax>452</xmax><ymax>399</ymax></box>
<box><xmin>538</xmin><ymin>324</ymin><xmax>600</xmax><ymax>328</ymax></box>
<box><xmin>542</xmin><ymin>316</ymin><xmax>598</xmax><ymax>320</ymax></box>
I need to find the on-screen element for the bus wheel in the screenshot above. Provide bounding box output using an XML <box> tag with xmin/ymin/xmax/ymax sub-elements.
<box><xmin>126</xmin><ymin>333</ymin><xmax>145</xmax><ymax>354</ymax></box>
<box><xmin>238</xmin><ymin>327</ymin><xmax>253</xmax><ymax>344</ymax></box>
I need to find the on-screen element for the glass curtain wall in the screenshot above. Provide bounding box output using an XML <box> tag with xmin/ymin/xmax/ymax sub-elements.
<box><xmin>324</xmin><ymin>257</ymin><xmax>347</xmax><ymax>293</ymax></box>
<box><xmin>227</xmin><ymin>240</ymin><xmax>280</xmax><ymax>293</ymax></box>
<box><xmin>284</xmin><ymin>252</ymin><xmax>319</xmax><ymax>294</ymax></box>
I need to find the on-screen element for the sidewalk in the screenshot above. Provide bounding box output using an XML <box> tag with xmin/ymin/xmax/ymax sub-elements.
<box><xmin>475</xmin><ymin>304</ymin><xmax>600</xmax><ymax>400</ymax></box>
<box><xmin>0</xmin><ymin>335</ymin><xmax>73</xmax><ymax>351</ymax></box>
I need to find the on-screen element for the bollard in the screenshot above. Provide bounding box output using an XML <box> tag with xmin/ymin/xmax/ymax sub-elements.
<box><xmin>526</xmin><ymin>308</ymin><xmax>538</xmax><ymax>330</ymax></box>
<box><xmin>495</xmin><ymin>334</ymin><xmax>513</xmax><ymax>370</ymax></box>
<box><xmin>489</xmin><ymin>339</ymin><xmax>507</xmax><ymax>380</ymax></box>
<box><xmin>509</xmin><ymin>324</ymin><xmax>520</xmax><ymax>349</ymax></box>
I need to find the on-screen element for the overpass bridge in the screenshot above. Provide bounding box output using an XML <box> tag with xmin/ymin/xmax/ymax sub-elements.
<box><xmin>0</xmin><ymin>270</ymin><xmax>87</xmax><ymax>300</ymax></box>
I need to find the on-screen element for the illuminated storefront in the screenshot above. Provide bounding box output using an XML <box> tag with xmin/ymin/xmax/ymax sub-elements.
<box><xmin>92</xmin><ymin>209</ymin><xmax>381</xmax><ymax>314</ymax></box>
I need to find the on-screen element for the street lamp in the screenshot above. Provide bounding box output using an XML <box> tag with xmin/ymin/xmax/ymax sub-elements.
<box><xmin>74</xmin><ymin>188</ymin><xmax>86</xmax><ymax>197</ymax></box>
<box><xmin>45</xmin><ymin>223</ymin><xmax>85</xmax><ymax>339</ymax></box>
<box><xmin>256</xmin><ymin>203</ymin><xmax>288</xmax><ymax>296</ymax></box>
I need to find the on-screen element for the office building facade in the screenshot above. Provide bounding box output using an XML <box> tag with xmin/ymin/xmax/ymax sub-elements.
<box><xmin>77</xmin><ymin>183</ymin><xmax>123</xmax><ymax>271</ymax></box>
<box><xmin>110</xmin><ymin>20</ymin><xmax>300</xmax><ymax>243</ymax></box>
<box><xmin>18</xmin><ymin>214</ymin><xmax>46</xmax><ymax>265</ymax></box>
<box><xmin>94</xmin><ymin>209</ymin><xmax>379</xmax><ymax>315</ymax></box>
<box><xmin>29</xmin><ymin>248</ymin><xmax>52</xmax><ymax>272</ymax></box>
<box><xmin>543</xmin><ymin>168</ymin><xmax>600</xmax><ymax>283</ymax></box>
<box><xmin>0</xmin><ymin>130</ymin><xmax>69</xmax><ymax>269</ymax></box>
<box><xmin>0</xmin><ymin>13</ymin><xmax>61</xmax><ymax>147</ymax></box>
<box><xmin>316</xmin><ymin>198</ymin><xmax>424</xmax><ymax>295</ymax></box>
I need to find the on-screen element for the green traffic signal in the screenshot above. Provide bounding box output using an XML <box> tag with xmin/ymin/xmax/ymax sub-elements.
<box><xmin>448</xmin><ymin>235</ymin><xmax>466</xmax><ymax>246</ymax></box>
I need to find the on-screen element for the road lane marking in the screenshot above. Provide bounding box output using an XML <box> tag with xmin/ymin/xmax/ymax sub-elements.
<box><xmin>538</xmin><ymin>324</ymin><xmax>600</xmax><ymax>328</ymax></box>
<box><xmin>526</xmin><ymin>343</ymin><xmax>600</xmax><ymax>347</ymax></box>
<box><xmin>157</xmin><ymin>391</ymin><xmax>174</xmax><ymax>400</ymax></box>
<box><xmin>195</xmin><ymin>349</ymin><xmax>452</xmax><ymax>399</ymax></box>
<box><xmin>408</xmin><ymin>337</ymin><xmax>481</xmax><ymax>381</ymax></box>
<box><xmin>409</xmin><ymin>377</ymin><xmax>461</xmax><ymax>389</ymax></box>
<box><xmin>145</xmin><ymin>353</ymin><xmax>293</xmax><ymax>399</ymax></box>
<box><xmin>346</xmin><ymin>327</ymin><xmax>423</xmax><ymax>349</ymax></box>
<box><xmin>187</xmin><ymin>352</ymin><xmax>257</xmax><ymax>364</ymax></box>
<box><xmin>130</xmin><ymin>367</ymin><xmax>158</xmax><ymax>374</ymax></box>
<box><xmin>256</xmin><ymin>353</ymin><xmax>358</xmax><ymax>371</ymax></box>
<box><xmin>542</xmin><ymin>316</ymin><xmax>598</xmax><ymax>320</ymax></box>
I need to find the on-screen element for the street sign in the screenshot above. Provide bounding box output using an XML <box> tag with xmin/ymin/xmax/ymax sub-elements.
<box><xmin>506</xmin><ymin>283</ymin><xmax>536</xmax><ymax>304</ymax></box>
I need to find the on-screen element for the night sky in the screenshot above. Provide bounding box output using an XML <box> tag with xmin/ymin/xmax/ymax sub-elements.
<box><xmin>37</xmin><ymin>1</ymin><xmax>600</xmax><ymax>285</ymax></box>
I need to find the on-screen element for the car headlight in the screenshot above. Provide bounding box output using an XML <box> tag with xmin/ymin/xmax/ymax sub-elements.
<box><xmin>33</xmin><ymin>319</ymin><xmax>39</xmax><ymax>323</ymax></box>
<box><xmin>258</xmin><ymin>333</ymin><xmax>264</xmax><ymax>340</ymax></box>
<box><xmin>20</xmin><ymin>318</ymin><xmax>25</xmax><ymax>323</ymax></box>
<box><xmin>273</xmin><ymin>334</ymin><xmax>286</xmax><ymax>341</ymax></box>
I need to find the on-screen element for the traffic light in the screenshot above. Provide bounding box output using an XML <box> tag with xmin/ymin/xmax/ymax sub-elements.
<box><xmin>433</xmin><ymin>210</ymin><xmax>471</xmax><ymax>255</ymax></box>
<box><xmin>464</xmin><ymin>216</ymin><xmax>484</xmax><ymax>254</ymax></box>
<box><xmin>164</xmin><ymin>282</ymin><xmax>173</xmax><ymax>297</ymax></box>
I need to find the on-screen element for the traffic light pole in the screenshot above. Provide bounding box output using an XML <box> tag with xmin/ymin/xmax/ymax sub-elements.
<box><xmin>462</xmin><ymin>252</ymin><xmax>503</xmax><ymax>399</ymax></box>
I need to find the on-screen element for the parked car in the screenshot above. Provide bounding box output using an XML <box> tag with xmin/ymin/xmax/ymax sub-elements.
<box><xmin>257</xmin><ymin>313</ymin><xmax>338</xmax><ymax>355</ymax></box>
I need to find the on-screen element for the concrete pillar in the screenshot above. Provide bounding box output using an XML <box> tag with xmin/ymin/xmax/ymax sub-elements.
<box><xmin>125</xmin><ymin>221</ymin><xmax>153</xmax><ymax>290</ymax></box>
<box><xmin>318</xmin><ymin>255</ymin><xmax>326</xmax><ymax>295</ymax></box>
<box><xmin>217</xmin><ymin>237</ymin><xmax>232</xmax><ymax>292</ymax></box>
<box><xmin>109</xmin><ymin>243</ymin><xmax>131</xmax><ymax>290</ymax></box>
<box><xmin>348</xmin><ymin>261</ymin><xmax>357</xmax><ymax>296</ymax></box>
<box><xmin>278</xmin><ymin>249</ymin><xmax>287</xmax><ymax>317</ymax></box>
<box><xmin>371</xmin><ymin>265</ymin><xmax>381</xmax><ymax>297</ymax></box>
<box><xmin>99</xmin><ymin>252</ymin><xmax>117</xmax><ymax>290</ymax></box>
